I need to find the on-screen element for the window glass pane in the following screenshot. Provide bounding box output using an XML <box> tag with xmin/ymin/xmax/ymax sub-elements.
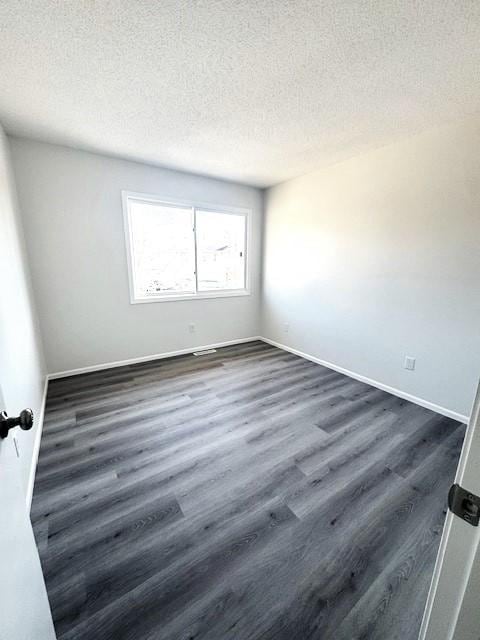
<box><xmin>196</xmin><ymin>211</ymin><xmax>246</xmax><ymax>291</ymax></box>
<box><xmin>129</xmin><ymin>200</ymin><xmax>195</xmax><ymax>297</ymax></box>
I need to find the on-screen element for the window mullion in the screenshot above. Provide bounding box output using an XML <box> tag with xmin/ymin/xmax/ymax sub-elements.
<box><xmin>193</xmin><ymin>207</ymin><xmax>199</xmax><ymax>295</ymax></box>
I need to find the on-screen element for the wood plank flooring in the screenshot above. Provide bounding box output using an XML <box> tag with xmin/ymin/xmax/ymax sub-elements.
<box><xmin>31</xmin><ymin>341</ymin><xmax>465</xmax><ymax>640</ymax></box>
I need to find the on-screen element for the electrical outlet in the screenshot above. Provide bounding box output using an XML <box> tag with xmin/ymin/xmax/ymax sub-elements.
<box><xmin>404</xmin><ymin>356</ymin><xmax>416</xmax><ymax>371</ymax></box>
<box><xmin>283</xmin><ymin>322</ymin><xmax>290</xmax><ymax>333</ymax></box>
<box><xmin>188</xmin><ymin>323</ymin><xmax>195</xmax><ymax>333</ymax></box>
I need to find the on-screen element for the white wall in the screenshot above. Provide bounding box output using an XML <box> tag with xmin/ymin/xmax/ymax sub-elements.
<box><xmin>0</xmin><ymin>124</ymin><xmax>46</xmax><ymax>501</ymax></box>
<box><xmin>10</xmin><ymin>138</ymin><xmax>263</xmax><ymax>374</ymax></box>
<box><xmin>262</xmin><ymin>117</ymin><xmax>480</xmax><ymax>419</ymax></box>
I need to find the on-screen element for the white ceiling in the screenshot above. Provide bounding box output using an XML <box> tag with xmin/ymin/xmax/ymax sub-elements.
<box><xmin>1</xmin><ymin>1</ymin><xmax>479</xmax><ymax>187</ymax></box>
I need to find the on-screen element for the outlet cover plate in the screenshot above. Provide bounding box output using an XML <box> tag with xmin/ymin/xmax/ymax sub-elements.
<box><xmin>404</xmin><ymin>356</ymin><xmax>416</xmax><ymax>371</ymax></box>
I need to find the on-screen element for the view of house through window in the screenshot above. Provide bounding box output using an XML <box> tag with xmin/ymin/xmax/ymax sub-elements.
<box><xmin>124</xmin><ymin>195</ymin><xmax>247</xmax><ymax>301</ymax></box>
<box><xmin>196</xmin><ymin>210</ymin><xmax>246</xmax><ymax>291</ymax></box>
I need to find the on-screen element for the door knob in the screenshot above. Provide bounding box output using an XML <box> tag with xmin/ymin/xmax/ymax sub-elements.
<box><xmin>0</xmin><ymin>409</ymin><xmax>34</xmax><ymax>439</ymax></box>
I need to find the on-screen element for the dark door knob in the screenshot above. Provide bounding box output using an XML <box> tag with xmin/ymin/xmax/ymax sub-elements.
<box><xmin>0</xmin><ymin>409</ymin><xmax>34</xmax><ymax>439</ymax></box>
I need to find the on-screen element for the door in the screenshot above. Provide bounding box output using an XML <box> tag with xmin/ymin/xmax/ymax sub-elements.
<box><xmin>420</xmin><ymin>380</ymin><xmax>480</xmax><ymax>640</ymax></box>
<box><xmin>0</xmin><ymin>383</ymin><xmax>56</xmax><ymax>640</ymax></box>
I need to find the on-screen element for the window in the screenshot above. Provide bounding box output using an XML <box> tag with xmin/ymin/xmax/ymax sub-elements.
<box><xmin>123</xmin><ymin>192</ymin><xmax>249</xmax><ymax>302</ymax></box>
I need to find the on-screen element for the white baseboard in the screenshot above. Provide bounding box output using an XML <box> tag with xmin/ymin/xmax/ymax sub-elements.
<box><xmin>47</xmin><ymin>336</ymin><xmax>263</xmax><ymax>380</ymax></box>
<box><xmin>46</xmin><ymin>332</ymin><xmax>468</xmax><ymax>424</ymax></box>
<box><xmin>260</xmin><ymin>336</ymin><xmax>469</xmax><ymax>424</ymax></box>
<box><xmin>26</xmin><ymin>375</ymin><xmax>49</xmax><ymax>512</ymax></box>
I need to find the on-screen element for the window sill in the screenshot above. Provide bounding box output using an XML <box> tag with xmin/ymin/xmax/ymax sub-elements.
<box><xmin>130</xmin><ymin>290</ymin><xmax>251</xmax><ymax>304</ymax></box>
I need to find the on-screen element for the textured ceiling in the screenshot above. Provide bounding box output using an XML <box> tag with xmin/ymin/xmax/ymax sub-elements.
<box><xmin>1</xmin><ymin>1</ymin><xmax>479</xmax><ymax>187</ymax></box>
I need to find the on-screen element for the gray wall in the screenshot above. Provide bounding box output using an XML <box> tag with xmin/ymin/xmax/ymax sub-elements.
<box><xmin>0</xmin><ymin>124</ymin><xmax>46</xmax><ymax>501</ymax></box>
<box><xmin>11</xmin><ymin>138</ymin><xmax>263</xmax><ymax>374</ymax></box>
<box><xmin>262</xmin><ymin>117</ymin><xmax>480</xmax><ymax>418</ymax></box>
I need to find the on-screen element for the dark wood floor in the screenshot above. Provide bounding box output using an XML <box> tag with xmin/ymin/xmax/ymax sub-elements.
<box><xmin>31</xmin><ymin>341</ymin><xmax>465</xmax><ymax>640</ymax></box>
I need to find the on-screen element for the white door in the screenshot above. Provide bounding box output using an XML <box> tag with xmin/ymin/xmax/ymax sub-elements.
<box><xmin>0</xmin><ymin>383</ymin><xmax>56</xmax><ymax>640</ymax></box>
<box><xmin>420</xmin><ymin>380</ymin><xmax>480</xmax><ymax>640</ymax></box>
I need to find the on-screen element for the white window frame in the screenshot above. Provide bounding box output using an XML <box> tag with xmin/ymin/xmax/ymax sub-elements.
<box><xmin>122</xmin><ymin>190</ymin><xmax>251</xmax><ymax>304</ymax></box>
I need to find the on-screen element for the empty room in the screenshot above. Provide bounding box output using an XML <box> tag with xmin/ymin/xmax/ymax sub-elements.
<box><xmin>1</xmin><ymin>2</ymin><xmax>480</xmax><ymax>640</ymax></box>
